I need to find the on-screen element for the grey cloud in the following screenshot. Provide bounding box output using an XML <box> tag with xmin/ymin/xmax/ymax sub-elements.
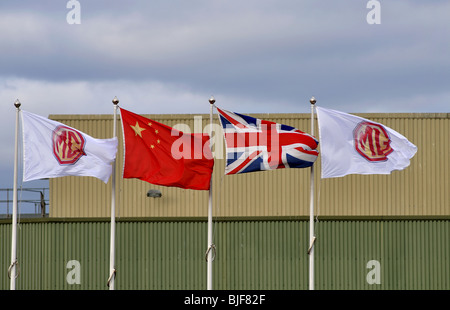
<box><xmin>0</xmin><ymin>0</ymin><xmax>449</xmax><ymax>189</ymax></box>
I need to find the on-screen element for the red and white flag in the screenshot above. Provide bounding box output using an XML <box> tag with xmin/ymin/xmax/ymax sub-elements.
<box><xmin>21</xmin><ymin>110</ymin><xmax>118</xmax><ymax>183</ymax></box>
<box><xmin>120</xmin><ymin>108</ymin><xmax>214</xmax><ymax>190</ymax></box>
<box><xmin>316</xmin><ymin>106</ymin><xmax>417</xmax><ymax>178</ymax></box>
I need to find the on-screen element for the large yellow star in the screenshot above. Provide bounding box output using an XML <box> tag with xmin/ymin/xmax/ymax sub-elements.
<box><xmin>130</xmin><ymin>121</ymin><xmax>146</xmax><ymax>137</ymax></box>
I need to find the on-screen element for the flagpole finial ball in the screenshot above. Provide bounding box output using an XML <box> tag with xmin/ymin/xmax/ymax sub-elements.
<box><xmin>310</xmin><ymin>97</ymin><xmax>316</xmax><ymax>105</ymax></box>
<box><xmin>209</xmin><ymin>96</ymin><xmax>215</xmax><ymax>105</ymax></box>
<box><xmin>112</xmin><ymin>96</ymin><xmax>119</xmax><ymax>105</ymax></box>
<box><xmin>14</xmin><ymin>99</ymin><xmax>21</xmax><ymax>108</ymax></box>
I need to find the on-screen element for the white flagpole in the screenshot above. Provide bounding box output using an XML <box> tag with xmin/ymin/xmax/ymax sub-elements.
<box><xmin>108</xmin><ymin>96</ymin><xmax>119</xmax><ymax>290</ymax></box>
<box><xmin>9</xmin><ymin>99</ymin><xmax>21</xmax><ymax>290</ymax></box>
<box><xmin>308</xmin><ymin>96</ymin><xmax>316</xmax><ymax>290</ymax></box>
<box><xmin>206</xmin><ymin>96</ymin><xmax>215</xmax><ymax>290</ymax></box>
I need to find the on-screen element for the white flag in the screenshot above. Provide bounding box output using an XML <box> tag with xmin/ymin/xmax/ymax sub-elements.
<box><xmin>316</xmin><ymin>107</ymin><xmax>417</xmax><ymax>179</ymax></box>
<box><xmin>21</xmin><ymin>110</ymin><xmax>118</xmax><ymax>183</ymax></box>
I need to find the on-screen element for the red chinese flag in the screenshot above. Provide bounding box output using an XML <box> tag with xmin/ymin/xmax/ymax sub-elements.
<box><xmin>120</xmin><ymin>108</ymin><xmax>214</xmax><ymax>190</ymax></box>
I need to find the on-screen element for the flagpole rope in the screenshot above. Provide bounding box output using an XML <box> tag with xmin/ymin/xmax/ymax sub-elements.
<box><xmin>17</xmin><ymin>119</ymin><xmax>23</xmax><ymax>229</ymax></box>
<box><xmin>18</xmin><ymin>184</ymin><xmax>23</xmax><ymax>228</ymax></box>
<box><xmin>106</xmin><ymin>269</ymin><xmax>116</xmax><ymax>287</ymax></box>
<box><xmin>7</xmin><ymin>260</ymin><xmax>20</xmax><ymax>279</ymax></box>
<box><xmin>116</xmin><ymin>104</ymin><xmax>121</xmax><ymax>220</ymax></box>
<box><xmin>206</xmin><ymin>175</ymin><xmax>224</xmax><ymax>263</ymax></box>
<box><xmin>208</xmin><ymin>105</ymin><xmax>223</xmax><ymax>263</ymax></box>
<box><xmin>210</xmin><ymin>174</ymin><xmax>225</xmax><ymax>260</ymax></box>
<box><xmin>313</xmin><ymin>103</ymin><xmax>321</xmax><ymax>239</ymax></box>
<box><xmin>205</xmin><ymin>244</ymin><xmax>216</xmax><ymax>262</ymax></box>
<box><xmin>314</xmin><ymin>176</ymin><xmax>322</xmax><ymax>237</ymax></box>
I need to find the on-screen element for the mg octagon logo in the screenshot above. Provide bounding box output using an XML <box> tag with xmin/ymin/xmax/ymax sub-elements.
<box><xmin>353</xmin><ymin>121</ymin><xmax>393</xmax><ymax>162</ymax></box>
<box><xmin>52</xmin><ymin>125</ymin><xmax>86</xmax><ymax>165</ymax></box>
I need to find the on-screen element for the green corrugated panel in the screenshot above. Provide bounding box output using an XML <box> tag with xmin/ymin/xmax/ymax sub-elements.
<box><xmin>0</xmin><ymin>221</ymin><xmax>110</xmax><ymax>290</ymax></box>
<box><xmin>316</xmin><ymin>220</ymin><xmax>450</xmax><ymax>290</ymax></box>
<box><xmin>115</xmin><ymin>221</ymin><xmax>207</xmax><ymax>290</ymax></box>
<box><xmin>214</xmin><ymin>220</ymin><xmax>308</xmax><ymax>290</ymax></box>
<box><xmin>0</xmin><ymin>223</ymin><xmax>10</xmax><ymax>289</ymax></box>
<box><xmin>0</xmin><ymin>219</ymin><xmax>449</xmax><ymax>290</ymax></box>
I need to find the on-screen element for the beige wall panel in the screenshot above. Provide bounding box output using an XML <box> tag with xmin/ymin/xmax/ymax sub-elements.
<box><xmin>49</xmin><ymin>112</ymin><xmax>449</xmax><ymax>218</ymax></box>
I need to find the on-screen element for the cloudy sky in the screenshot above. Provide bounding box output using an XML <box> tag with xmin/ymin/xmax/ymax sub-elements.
<box><xmin>1</xmin><ymin>1</ymin><xmax>449</xmax><ymax>212</ymax></box>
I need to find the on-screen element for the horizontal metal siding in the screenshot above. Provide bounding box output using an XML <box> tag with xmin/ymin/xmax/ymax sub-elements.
<box><xmin>1</xmin><ymin>219</ymin><xmax>449</xmax><ymax>290</ymax></box>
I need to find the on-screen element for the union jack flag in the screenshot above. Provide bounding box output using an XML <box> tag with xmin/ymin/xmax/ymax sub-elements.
<box><xmin>217</xmin><ymin>107</ymin><xmax>319</xmax><ymax>175</ymax></box>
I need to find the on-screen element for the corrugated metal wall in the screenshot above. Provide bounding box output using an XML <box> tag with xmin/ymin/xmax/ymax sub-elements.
<box><xmin>1</xmin><ymin>218</ymin><xmax>449</xmax><ymax>290</ymax></box>
<box><xmin>4</xmin><ymin>112</ymin><xmax>447</xmax><ymax>290</ymax></box>
<box><xmin>48</xmin><ymin>112</ymin><xmax>449</xmax><ymax>218</ymax></box>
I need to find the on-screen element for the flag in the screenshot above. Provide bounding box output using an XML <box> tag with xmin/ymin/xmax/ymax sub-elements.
<box><xmin>21</xmin><ymin>110</ymin><xmax>118</xmax><ymax>183</ymax></box>
<box><xmin>120</xmin><ymin>108</ymin><xmax>214</xmax><ymax>190</ymax></box>
<box><xmin>316</xmin><ymin>106</ymin><xmax>418</xmax><ymax>178</ymax></box>
<box><xmin>216</xmin><ymin>107</ymin><xmax>319</xmax><ymax>175</ymax></box>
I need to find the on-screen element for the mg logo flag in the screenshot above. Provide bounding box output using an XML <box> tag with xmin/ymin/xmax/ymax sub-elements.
<box><xmin>316</xmin><ymin>107</ymin><xmax>417</xmax><ymax>179</ymax></box>
<box><xmin>353</xmin><ymin>121</ymin><xmax>393</xmax><ymax>162</ymax></box>
<box><xmin>21</xmin><ymin>110</ymin><xmax>118</xmax><ymax>183</ymax></box>
<box><xmin>52</xmin><ymin>125</ymin><xmax>87</xmax><ymax>165</ymax></box>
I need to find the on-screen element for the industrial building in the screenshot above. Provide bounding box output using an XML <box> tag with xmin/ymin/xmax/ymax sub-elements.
<box><xmin>1</xmin><ymin>111</ymin><xmax>449</xmax><ymax>289</ymax></box>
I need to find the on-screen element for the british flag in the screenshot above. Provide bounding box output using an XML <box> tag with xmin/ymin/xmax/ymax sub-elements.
<box><xmin>217</xmin><ymin>107</ymin><xmax>319</xmax><ymax>175</ymax></box>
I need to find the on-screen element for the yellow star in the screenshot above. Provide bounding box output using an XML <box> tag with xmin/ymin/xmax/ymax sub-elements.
<box><xmin>154</xmin><ymin>129</ymin><xmax>159</xmax><ymax>134</ymax></box>
<box><xmin>150</xmin><ymin>144</ymin><xmax>155</xmax><ymax>149</ymax></box>
<box><xmin>157</xmin><ymin>139</ymin><xmax>160</xmax><ymax>144</ymax></box>
<box><xmin>148</xmin><ymin>122</ymin><xmax>152</xmax><ymax>127</ymax></box>
<box><xmin>130</xmin><ymin>122</ymin><xmax>146</xmax><ymax>137</ymax></box>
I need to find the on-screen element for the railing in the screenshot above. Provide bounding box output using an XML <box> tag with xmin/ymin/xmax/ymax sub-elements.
<box><xmin>0</xmin><ymin>188</ymin><xmax>49</xmax><ymax>218</ymax></box>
